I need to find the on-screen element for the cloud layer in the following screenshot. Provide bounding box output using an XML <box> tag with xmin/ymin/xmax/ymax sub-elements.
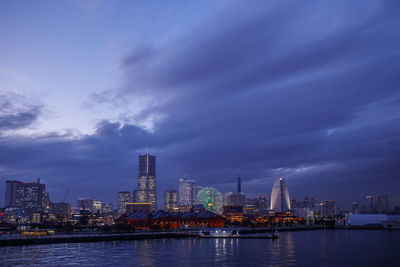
<box><xmin>0</xmin><ymin>92</ymin><xmax>41</xmax><ymax>131</ymax></box>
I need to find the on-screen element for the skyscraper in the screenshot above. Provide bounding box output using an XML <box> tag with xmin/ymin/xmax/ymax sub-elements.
<box><xmin>132</xmin><ymin>189</ymin><xmax>138</xmax><ymax>203</ymax></box>
<box><xmin>137</xmin><ymin>154</ymin><xmax>157</xmax><ymax>210</ymax></box>
<box><xmin>179</xmin><ymin>178</ymin><xmax>195</xmax><ymax>206</ymax></box>
<box><xmin>9</xmin><ymin>179</ymin><xmax>46</xmax><ymax>212</ymax></box>
<box><xmin>270</xmin><ymin>177</ymin><xmax>291</xmax><ymax>212</ymax></box>
<box><xmin>237</xmin><ymin>175</ymin><xmax>241</xmax><ymax>193</ymax></box>
<box><xmin>322</xmin><ymin>200</ymin><xmax>336</xmax><ymax>218</ymax></box>
<box><xmin>164</xmin><ymin>190</ymin><xmax>178</xmax><ymax>211</ymax></box>
<box><xmin>102</xmin><ymin>203</ymin><xmax>114</xmax><ymax>215</ymax></box>
<box><xmin>193</xmin><ymin>185</ymin><xmax>203</xmax><ymax>204</ymax></box>
<box><xmin>255</xmin><ymin>195</ymin><xmax>269</xmax><ymax>209</ymax></box>
<box><xmin>352</xmin><ymin>202</ymin><xmax>359</xmax><ymax>214</ymax></box>
<box><xmin>118</xmin><ymin>191</ymin><xmax>131</xmax><ymax>215</ymax></box>
<box><xmin>49</xmin><ymin>202</ymin><xmax>71</xmax><ymax>222</ymax></box>
<box><xmin>224</xmin><ymin>192</ymin><xmax>246</xmax><ymax>207</ymax></box>
<box><xmin>365</xmin><ymin>195</ymin><xmax>373</xmax><ymax>213</ymax></box>
<box><xmin>378</xmin><ymin>195</ymin><xmax>389</xmax><ymax>213</ymax></box>
<box><xmin>5</xmin><ymin>180</ymin><xmax>19</xmax><ymax>208</ymax></box>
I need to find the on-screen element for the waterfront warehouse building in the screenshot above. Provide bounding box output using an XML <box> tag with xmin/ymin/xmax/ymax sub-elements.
<box><xmin>137</xmin><ymin>154</ymin><xmax>157</xmax><ymax>210</ymax></box>
<box><xmin>124</xmin><ymin>211</ymin><xmax>225</xmax><ymax>229</ymax></box>
<box><xmin>346</xmin><ymin>214</ymin><xmax>387</xmax><ymax>227</ymax></box>
<box><xmin>270</xmin><ymin>177</ymin><xmax>291</xmax><ymax>212</ymax></box>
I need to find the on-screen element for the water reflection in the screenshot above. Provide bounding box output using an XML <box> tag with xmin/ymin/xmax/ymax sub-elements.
<box><xmin>0</xmin><ymin>231</ymin><xmax>398</xmax><ymax>266</ymax></box>
<box><xmin>136</xmin><ymin>239</ymin><xmax>155</xmax><ymax>266</ymax></box>
<box><xmin>214</xmin><ymin>238</ymin><xmax>228</xmax><ymax>261</ymax></box>
<box><xmin>268</xmin><ymin>232</ymin><xmax>297</xmax><ymax>266</ymax></box>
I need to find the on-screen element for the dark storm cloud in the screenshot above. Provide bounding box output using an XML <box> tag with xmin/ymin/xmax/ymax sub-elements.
<box><xmin>115</xmin><ymin>0</ymin><xmax>400</xmax><ymax>206</ymax></box>
<box><xmin>0</xmin><ymin>121</ymin><xmax>155</xmax><ymax>204</ymax></box>
<box><xmin>0</xmin><ymin>92</ymin><xmax>41</xmax><ymax>131</ymax></box>
<box><xmin>1</xmin><ymin>1</ymin><xmax>400</xmax><ymax>207</ymax></box>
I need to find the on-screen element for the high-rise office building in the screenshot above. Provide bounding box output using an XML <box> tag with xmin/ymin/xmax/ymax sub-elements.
<box><xmin>193</xmin><ymin>185</ymin><xmax>203</xmax><ymax>204</ymax></box>
<box><xmin>5</xmin><ymin>180</ymin><xmax>19</xmax><ymax>208</ymax></box>
<box><xmin>223</xmin><ymin>177</ymin><xmax>246</xmax><ymax>208</ymax></box>
<box><xmin>322</xmin><ymin>200</ymin><xmax>336</xmax><ymax>218</ymax></box>
<box><xmin>77</xmin><ymin>198</ymin><xmax>101</xmax><ymax>213</ymax></box>
<box><xmin>352</xmin><ymin>201</ymin><xmax>359</xmax><ymax>214</ymax></box>
<box><xmin>49</xmin><ymin>202</ymin><xmax>71</xmax><ymax>222</ymax></box>
<box><xmin>42</xmin><ymin>192</ymin><xmax>50</xmax><ymax>213</ymax></box>
<box><xmin>117</xmin><ymin>191</ymin><xmax>131</xmax><ymax>215</ymax></box>
<box><xmin>365</xmin><ymin>195</ymin><xmax>374</xmax><ymax>213</ymax></box>
<box><xmin>302</xmin><ymin>197</ymin><xmax>317</xmax><ymax>209</ymax></box>
<box><xmin>224</xmin><ymin>192</ymin><xmax>246</xmax><ymax>207</ymax></box>
<box><xmin>7</xmin><ymin>179</ymin><xmax>46</xmax><ymax>212</ymax></box>
<box><xmin>164</xmin><ymin>190</ymin><xmax>178</xmax><ymax>211</ymax></box>
<box><xmin>179</xmin><ymin>178</ymin><xmax>195</xmax><ymax>206</ymax></box>
<box><xmin>291</xmin><ymin>199</ymin><xmax>299</xmax><ymax>210</ymax></box>
<box><xmin>92</xmin><ymin>199</ymin><xmax>102</xmax><ymax>213</ymax></box>
<box><xmin>102</xmin><ymin>203</ymin><xmax>114</xmax><ymax>215</ymax></box>
<box><xmin>137</xmin><ymin>154</ymin><xmax>157</xmax><ymax>210</ymax></box>
<box><xmin>255</xmin><ymin>195</ymin><xmax>269</xmax><ymax>209</ymax></box>
<box><xmin>378</xmin><ymin>195</ymin><xmax>389</xmax><ymax>213</ymax></box>
<box><xmin>270</xmin><ymin>177</ymin><xmax>291</xmax><ymax>212</ymax></box>
<box><xmin>132</xmin><ymin>189</ymin><xmax>138</xmax><ymax>203</ymax></box>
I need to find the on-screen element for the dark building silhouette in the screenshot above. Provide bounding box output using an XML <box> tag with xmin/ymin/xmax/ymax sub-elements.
<box><xmin>5</xmin><ymin>180</ymin><xmax>19</xmax><ymax>208</ymax></box>
<box><xmin>378</xmin><ymin>195</ymin><xmax>389</xmax><ymax>213</ymax></box>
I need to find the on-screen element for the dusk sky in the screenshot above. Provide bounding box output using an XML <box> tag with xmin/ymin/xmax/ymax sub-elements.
<box><xmin>1</xmin><ymin>0</ymin><xmax>399</xmax><ymax>209</ymax></box>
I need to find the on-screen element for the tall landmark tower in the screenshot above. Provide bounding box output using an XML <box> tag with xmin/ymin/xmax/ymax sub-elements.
<box><xmin>270</xmin><ymin>177</ymin><xmax>291</xmax><ymax>212</ymax></box>
<box><xmin>137</xmin><ymin>154</ymin><xmax>157</xmax><ymax>210</ymax></box>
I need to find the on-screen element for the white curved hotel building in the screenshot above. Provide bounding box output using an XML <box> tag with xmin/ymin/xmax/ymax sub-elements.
<box><xmin>270</xmin><ymin>177</ymin><xmax>291</xmax><ymax>212</ymax></box>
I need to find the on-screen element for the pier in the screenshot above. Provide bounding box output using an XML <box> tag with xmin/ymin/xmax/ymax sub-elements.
<box><xmin>0</xmin><ymin>232</ymin><xmax>197</xmax><ymax>247</ymax></box>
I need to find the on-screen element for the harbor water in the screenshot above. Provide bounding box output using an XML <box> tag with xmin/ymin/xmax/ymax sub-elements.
<box><xmin>0</xmin><ymin>230</ymin><xmax>398</xmax><ymax>266</ymax></box>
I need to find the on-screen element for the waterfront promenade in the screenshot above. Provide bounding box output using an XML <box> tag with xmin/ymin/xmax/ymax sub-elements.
<box><xmin>0</xmin><ymin>225</ymin><xmax>363</xmax><ymax>247</ymax></box>
<box><xmin>0</xmin><ymin>231</ymin><xmax>199</xmax><ymax>246</ymax></box>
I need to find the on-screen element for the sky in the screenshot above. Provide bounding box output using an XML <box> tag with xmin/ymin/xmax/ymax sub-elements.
<box><xmin>0</xmin><ymin>0</ymin><xmax>399</xmax><ymax>209</ymax></box>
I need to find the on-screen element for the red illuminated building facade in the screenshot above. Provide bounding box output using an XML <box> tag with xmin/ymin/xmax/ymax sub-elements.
<box><xmin>124</xmin><ymin>211</ymin><xmax>225</xmax><ymax>229</ymax></box>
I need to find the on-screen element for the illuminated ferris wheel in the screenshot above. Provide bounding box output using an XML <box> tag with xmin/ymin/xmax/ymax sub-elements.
<box><xmin>196</xmin><ymin>187</ymin><xmax>223</xmax><ymax>214</ymax></box>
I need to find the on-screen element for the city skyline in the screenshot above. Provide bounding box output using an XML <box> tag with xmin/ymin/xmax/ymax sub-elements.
<box><xmin>1</xmin><ymin>1</ymin><xmax>400</xmax><ymax>209</ymax></box>
<box><xmin>3</xmin><ymin>173</ymin><xmax>396</xmax><ymax>213</ymax></box>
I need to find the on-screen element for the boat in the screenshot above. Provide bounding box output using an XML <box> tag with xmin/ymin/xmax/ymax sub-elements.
<box><xmin>198</xmin><ymin>229</ymin><xmax>279</xmax><ymax>239</ymax></box>
<box><xmin>199</xmin><ymin>229</ymin><xmax>240</xmax><ymax>238</ymax></box>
